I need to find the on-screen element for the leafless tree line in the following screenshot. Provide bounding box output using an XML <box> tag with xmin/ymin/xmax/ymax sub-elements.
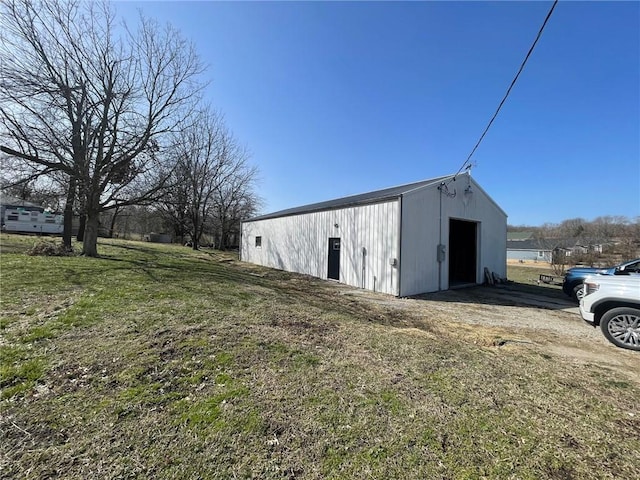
<box><xmin>510</xmin><ymin>216</ymin><xmax>639</xmax><ymax>242</ymax></box>
<box><xmin>510</xmin><ymin>216</ymin><xmax>640</xmax><ymax>267</ymax></box>
<box><xmin>156</xmin><ymin>109</ymin><xmax>259</xmax><ymax>250</ymax></box>
<box><xmin>0</xmin><ymin>0</ymin><xmax>259</xmax><ymax>255</ymax></box>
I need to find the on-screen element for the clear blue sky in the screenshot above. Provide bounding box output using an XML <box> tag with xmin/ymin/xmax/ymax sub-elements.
<box><xmin>116</xmin><ymin>1</ymin><xmax>639</xmax><ymax>226</ymax></box>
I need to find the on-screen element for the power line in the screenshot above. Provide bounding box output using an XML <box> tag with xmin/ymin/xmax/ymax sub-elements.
<box><xmin>452</xmin><ymin>0</ymin><xmax>559</xmax><ymax>179</ymax></box>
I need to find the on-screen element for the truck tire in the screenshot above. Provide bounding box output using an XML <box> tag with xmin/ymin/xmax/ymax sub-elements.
<box><xmin>600</xmin><ymin>307</ymin><xmax>640</xmax><ymax>351</ymax></box>
<box><xmin>572</xmin><ymin>284</ymin><xmax>585</xmax><ymax>302</ymax></box>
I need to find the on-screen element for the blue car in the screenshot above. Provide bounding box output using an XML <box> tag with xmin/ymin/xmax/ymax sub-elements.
<box><xmin>562</xmin><ymin>258</ymin><xmax>640</xmax><ymax>301</ymax></box>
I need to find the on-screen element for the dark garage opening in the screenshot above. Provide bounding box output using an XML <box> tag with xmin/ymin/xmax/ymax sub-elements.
<box><xmin>449</xmin><ymin>219</ymin><xmax>477</xmax><ymax>286</ymax></box>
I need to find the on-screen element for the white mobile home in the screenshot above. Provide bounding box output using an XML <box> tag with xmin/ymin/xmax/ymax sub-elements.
<box><xmin>240</xmin><ymin>172</ymin><xmax>506</xmax><ymax>296</ymax></box>
<box><xmin>2</xmin><ymin>205</ymin><xmax>63</xmax><ymax>235</ymax></box>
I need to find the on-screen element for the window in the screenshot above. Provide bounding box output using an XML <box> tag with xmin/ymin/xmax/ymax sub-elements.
<box><xmin>255</xmin><ymin>236</ymin><xmax>262</xmax><ymax>248</ymax></box>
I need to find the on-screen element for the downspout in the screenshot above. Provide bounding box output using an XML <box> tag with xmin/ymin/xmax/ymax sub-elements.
<box><xmin>361</xmin><ymin>246</ymin><xmax>366</xmax><ymax>289</ymax></box>
<box><xmin>438</xmin><ymin>183</ymin><xmax>443</xmax><ymax>291</ymax></box>
<box><xmin>396</xmin><ymin>195</ymin><xmax>403</xmax><ymax>297</ymax></box>
<box><xmin>239</xmin><ymin>221</ymin><xmax>243</xmax><ymax>261</ymax></box>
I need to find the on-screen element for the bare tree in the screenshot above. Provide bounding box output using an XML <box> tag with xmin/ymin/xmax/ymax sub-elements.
<box><xmin>0</xmin><ymin>156</ymin><xmax>65</xmax><ymax>210</ymax></box>
<box><xmin>156</xmin><ymin>108</ymin><xmax>259</xmax><ymax>250</ymax></box>
<box><xmin>522</xmin><ymin>216</ymin><xmax>639</xmax><ymax>270</ymax></box>
<box><xmin>168</xmin><ymin>109</ymin><xmax>222</xmax><ymax>250</ymax></box>
<box><xmin>0</xmin><ymin>0</ymin><xmax>204</xmax><ymax>256</ymax></box>
<box><xmin>212</xmin><ymin>163</ymin><xmax>260</xmax><ymax>250</ymax></box>
<box><xmin>155</xmin><ymin>161</ymin><xmax>191</xmax><ymax>244</ymax></box>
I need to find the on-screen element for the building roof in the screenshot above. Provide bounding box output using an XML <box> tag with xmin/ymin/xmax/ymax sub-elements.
<box><xmin>507</xmin><ymin>239</ymin><xmax>550</xmax><ymax>251</ymax></box>
<box><xmin>245</xmin><ymin>174</ymin><xmax>457</xmax><ymax>222</ymax></box>
<box><xmin>507</xmin><ymin>231</ymin><xmax>534</xmax><ymax>241</ymax></box>
<box><xmin>0</xmin><ymin>192</ymin><xmax>41</xmax><ymax>209</ymax></box>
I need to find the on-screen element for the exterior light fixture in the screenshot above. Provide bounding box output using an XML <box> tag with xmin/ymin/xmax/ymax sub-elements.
<box><xmin>463</xmin><ymin>185</ymin><xmax>473</xmax><ymax>206</ymax></box>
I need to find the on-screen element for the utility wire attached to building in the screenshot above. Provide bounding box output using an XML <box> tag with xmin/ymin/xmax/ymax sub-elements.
<box><xmin>450</xmin><ymin>0</ymin><xmax>559</xmax><ymax>182</ymax></box>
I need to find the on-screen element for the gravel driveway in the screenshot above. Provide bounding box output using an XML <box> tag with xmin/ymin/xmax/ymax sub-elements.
<box><xmin>340</xmin><ymin>283</ymin><xmax>639</xmax><ymax>384</ymax></box>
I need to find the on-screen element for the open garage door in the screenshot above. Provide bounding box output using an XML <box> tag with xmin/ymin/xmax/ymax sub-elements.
<box><xmin>449</xmin><ymin>219</ymin><xmax>477</xmax><ymax>286</ymax></box>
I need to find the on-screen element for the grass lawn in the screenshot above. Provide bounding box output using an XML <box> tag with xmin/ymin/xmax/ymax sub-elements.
<box><xmin>1</xmin><ymin>234</ymin><xmax>638</xmax><ymax>479</ymax></box>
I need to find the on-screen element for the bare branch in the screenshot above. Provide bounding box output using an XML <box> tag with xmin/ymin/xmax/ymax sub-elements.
<box><xmin>0</xmin><ymin>0</ymin><xmax>206</xmax><ymax>255</ymax></box>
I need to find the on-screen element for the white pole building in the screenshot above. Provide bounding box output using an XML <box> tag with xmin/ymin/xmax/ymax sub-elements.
<box><xmin>240</xmin><ymin>172</ymin><xmax>506</xmax><ymax>296</ymax></box>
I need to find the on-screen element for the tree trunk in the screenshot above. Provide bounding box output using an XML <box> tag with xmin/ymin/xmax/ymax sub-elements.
<box><xmin>62</xmin><ymin>177</ymin><xmax>76</xmax><ymax>251</ymax></box>
<box><xmin>82</xmin><ymin>212</ymin><xmax>100</xmax><ymax>257</ymax></box>
<box><xmin>219</xmin><ymin>217</ymin><xmax>228</xmax><ymax>250</ymax></box>
<box><xmin>174</xmin><ymin>224</ymin><xmax>184</xmax><ymax>245</ymax></box>
<box><xmin>76</xmin><ymin>214</ymin><xmax>86</xmax><ymax>242</ymax></box>
<box><xmin>191</xmin><ymin>212</ymin><xmax>199</xmax><ymax>250</ymax></box>
<box><xmin>108</xmin><ymin>206</ymin><xmax>120</xmax><ymax>238</ymax></box>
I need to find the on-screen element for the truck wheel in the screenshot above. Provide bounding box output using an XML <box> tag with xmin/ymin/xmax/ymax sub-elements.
<box><xmin>600</xmin><ymin>307</ymin><xmax>640</xmax><ymax>351</ymax></box>
<box><xmin>572</xmin><ymin>284</ymin><xmax>585</xmax><ymax>302</ymax></box>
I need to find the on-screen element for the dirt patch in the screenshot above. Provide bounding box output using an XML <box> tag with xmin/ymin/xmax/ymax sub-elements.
<box><xmin>339</xmin><ymin>284</ymin><xmax>640</xmax><ymax>384</ymax></box>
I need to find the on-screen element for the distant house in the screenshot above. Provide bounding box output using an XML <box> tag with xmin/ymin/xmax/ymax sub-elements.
<box><xmin>571</xmin><ymin>243</ymin><xmax>603</xmax><ymax>255</ymax></box>
<box><xmin>507</xmin><ymin>234</ymin><xmax>605</xmax><ymax>263</ymax></box>
<box><xmin>241</xmin><ymin>172</ymin><xmax>507</xmax><ymax>296</ymax></box>
<box><xmin>506</xmin><ymin>238</ymin><xmax>553</xmax><ymax>263</ymax></box>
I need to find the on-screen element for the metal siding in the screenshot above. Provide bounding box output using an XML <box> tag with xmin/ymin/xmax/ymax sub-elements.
<box><xmin>400</xmin><ymin>187</ymin><xmax>442</xmax><ymax>296</ymax></box>
<box><xmin>240</xmin><ymin>200</ymin><xmax>400</xmax><ymax>295</ymax></box>
<box><xmin>507</xmin><ymin>250</ymin><xmax>552</xmax><ymax>263</ymax></box>
<box><xmin>399</xmin><ymin>175</ymin><xmax>507</xmax><ymax>296</ymax></box>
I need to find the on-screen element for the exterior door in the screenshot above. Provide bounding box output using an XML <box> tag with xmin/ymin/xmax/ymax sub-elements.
<box><xmin>327</xmin><ymin>237</ymin><xmax>341</xmax><ymax>280</ymax></box>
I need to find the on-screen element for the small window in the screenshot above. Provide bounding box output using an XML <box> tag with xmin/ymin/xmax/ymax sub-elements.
<box><xmin>255</xmin><ymin>236</ymin><xmax>262</xmax><ymax>248</ymax></box>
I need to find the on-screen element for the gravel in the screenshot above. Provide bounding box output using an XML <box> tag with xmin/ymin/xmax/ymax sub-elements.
<box><xmin>340</xmin><ymin>283</ymin><xmax>640</xmax><ymax>383</ymax></box>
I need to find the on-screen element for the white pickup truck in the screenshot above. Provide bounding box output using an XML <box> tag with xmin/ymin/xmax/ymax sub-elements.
<box><xmin>579</xmin><ymin>275</ymin><xmax>640</xmax><ymax>351</ymax></box>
